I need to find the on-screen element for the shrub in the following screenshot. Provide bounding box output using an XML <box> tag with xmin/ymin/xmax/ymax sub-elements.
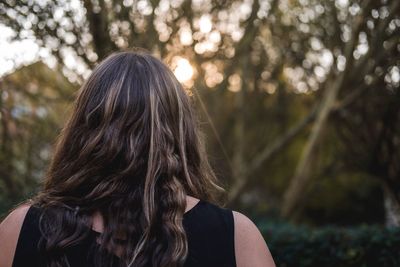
<box><xmin>259</xmin><ymin>221</ymin><xmax>400</xmax><ymax>267</ymax></box>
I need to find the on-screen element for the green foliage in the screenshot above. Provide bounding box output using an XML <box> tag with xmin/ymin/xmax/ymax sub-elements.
<box><xmin>0</xmin><ymin>62</ymin><xmax>76</xmax><ymax>208</ymax></box>
<box><xmin>259</xmin><ymin>221</ymin><xmax>400</xmax><ymax>267</ymax></box>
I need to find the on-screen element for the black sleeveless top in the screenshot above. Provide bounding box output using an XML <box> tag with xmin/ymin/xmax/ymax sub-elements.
<box><xmin>12</xmin><ymin>199</ymin><xmax>236</xmax><ymax>267</ymax></box>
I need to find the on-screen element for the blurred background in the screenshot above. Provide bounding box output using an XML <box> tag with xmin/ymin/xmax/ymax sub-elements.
<box><xmin>0</xmin><ymin>0</ymin><xmax>399</xmax><ymax>266</ymax></box>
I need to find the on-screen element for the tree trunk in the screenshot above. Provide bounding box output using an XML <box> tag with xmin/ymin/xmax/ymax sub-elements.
<box><xmin>228</xmin><ymin>57</ymin><xmax>247</xmax><ymax>205</ymax></box>
<box><xmin>280</xmin><ymin>6</ymin><xmax>366</xmax><ymax>219</ymax></box>
<box><xmin>383</xmin><ymin>184</ymin><xmax>400</xmax><ymax>227</ymax></box>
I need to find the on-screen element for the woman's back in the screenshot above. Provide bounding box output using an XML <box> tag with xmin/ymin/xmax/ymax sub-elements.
<box><xmin>11</xmin><ymin>199</ymin><xmax>236</xmax><ymax>267</ymax></box>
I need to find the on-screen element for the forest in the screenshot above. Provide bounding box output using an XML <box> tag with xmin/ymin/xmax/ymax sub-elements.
<box><xmin>0</xmin><ymin>0</ymin><xmax>399</xmax><ymax>266</ymax></box>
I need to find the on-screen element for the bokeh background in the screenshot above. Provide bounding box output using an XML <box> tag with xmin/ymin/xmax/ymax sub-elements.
<box><xmin>0</xmin><ymin>0</ymin><xmax>400</xmax><ymax>266</ymax></box>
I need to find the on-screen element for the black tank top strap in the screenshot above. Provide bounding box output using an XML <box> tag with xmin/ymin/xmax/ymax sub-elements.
<box><xmin>182</xmin><ymin>200</ymin><xmax>237</xmax><ymax>267</ymax></box>
<box><xmin>12</xmin><ymin>205</ymin><xmax>45</xmax><ymax>267</ymax></box>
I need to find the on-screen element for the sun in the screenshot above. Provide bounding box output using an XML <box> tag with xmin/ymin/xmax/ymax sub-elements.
<box><xmin>173</xmin><ymin>57</ymin><xmax>194</xmax><ymax>83</ymax></box>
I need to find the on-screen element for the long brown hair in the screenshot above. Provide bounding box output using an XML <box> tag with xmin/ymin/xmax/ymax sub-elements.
<box><xmin>31</xmin><ymin>48</ymin><xmax>225</xmax><ymax>266</ymax></box>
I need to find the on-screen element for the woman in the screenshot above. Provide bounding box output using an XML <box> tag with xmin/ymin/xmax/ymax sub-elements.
<box><xmin>0</xmin><ymin>48</ymin><xmax>275</xmax><ymax>267</ymax></box>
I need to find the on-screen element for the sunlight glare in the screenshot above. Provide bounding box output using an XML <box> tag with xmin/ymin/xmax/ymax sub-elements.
<box><xmin>173</xmin><ymin>57</ymin><xmax>194</xmax><ymax>83</ymax></box>
<box><xmin>199</xmin><ymin>15</ymin><xmax>212</xmax><ymax>33</ymax></box>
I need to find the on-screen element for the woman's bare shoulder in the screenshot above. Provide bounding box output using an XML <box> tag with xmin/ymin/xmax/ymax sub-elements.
<box><xmin>232</xmin><ymin>210</ymin><xmax>276</xmax><ymax>267</ymax></box>
<box><xmin>0</xmin><ymin>204</ymin><xmax>32</xmax><ymax>267</ymax></box>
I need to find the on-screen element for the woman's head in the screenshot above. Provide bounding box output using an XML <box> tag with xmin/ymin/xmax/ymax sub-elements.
<box><xmin>33</xmin><ymin>48</ymin><xmax>225</xmax><ymax>266</ymax></box>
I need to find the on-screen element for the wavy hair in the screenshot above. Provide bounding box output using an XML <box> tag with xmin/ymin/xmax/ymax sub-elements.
<box><xmin>31</xmin><ymin>48</ymin><xmax>225</xmax><ymax>266</ymax></box>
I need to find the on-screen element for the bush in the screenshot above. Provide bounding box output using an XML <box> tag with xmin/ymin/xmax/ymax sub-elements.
<box><xmin>258</xmin><ymin>221</ymin><xmax>400</xmax><ymax>267</ymax></box>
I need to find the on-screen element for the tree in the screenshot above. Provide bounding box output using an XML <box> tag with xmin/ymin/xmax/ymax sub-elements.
<box><xmin>0</xmin><ymin>62</ymin><xmax>75</xmax><ymax>213</ymax></box>
<box><xmin>281</xmin><ymin>0</ymin><xmax>400</xmax><ymax>220</ymax></box>
<box><xmin>1</xmin><ymin>0</ymin><xmax>399</xmax><ymax>223</ymax></box>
